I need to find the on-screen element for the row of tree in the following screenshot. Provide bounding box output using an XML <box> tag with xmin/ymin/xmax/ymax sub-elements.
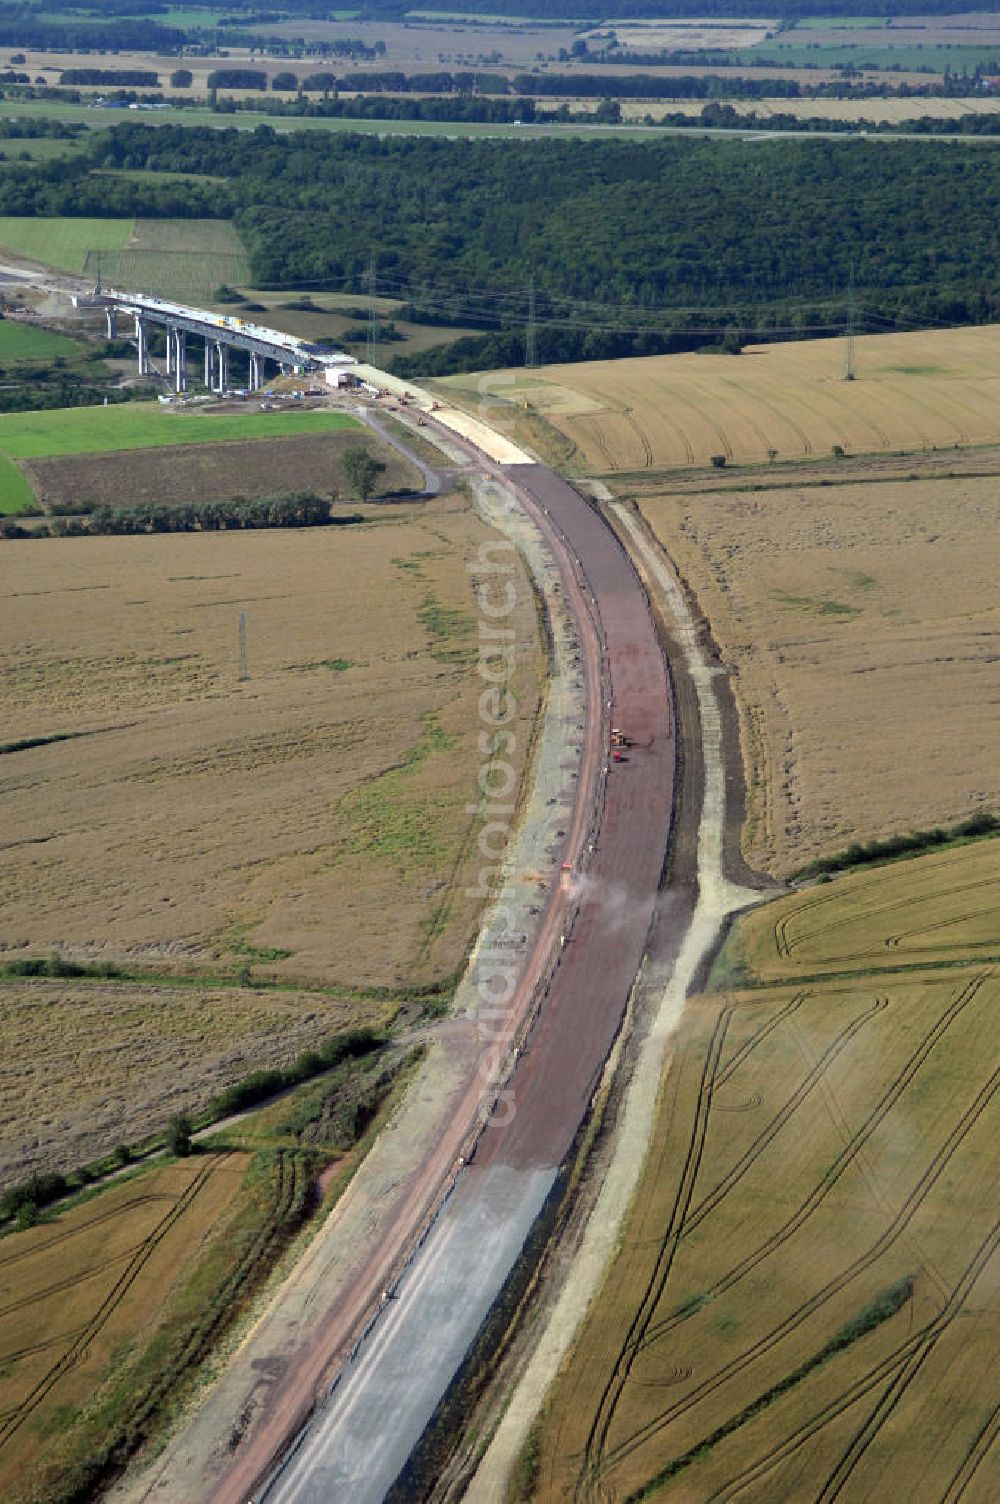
<box><xmin>8</xmin><ymin>123</ymin><xmax>1000</xmax><ymax>376</ymax></box>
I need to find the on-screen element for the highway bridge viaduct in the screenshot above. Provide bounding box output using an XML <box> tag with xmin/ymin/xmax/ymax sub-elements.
<box><xmin>92</xmin><ymin>290</ymin><xmax>356</xmax><ymax>394</ymax></box>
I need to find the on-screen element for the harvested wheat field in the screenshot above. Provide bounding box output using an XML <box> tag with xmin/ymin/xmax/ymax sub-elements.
<box><xmin>0</xmin><ymin>497</ymin><xmax>541</xmax><ymax>986</ymax></box>
<box><xmin>433</xmin><ymin>326</ymin><xmax>1000</xmax><ymax>473</ymax></box>
<box><xmin>532</xmin><ymin>839</ymin><xmax>1000</xmax><ymax>1503</ymax></box>
<box><xmin>636</xmin><ymin>473</ymin><xmax>1000</xmax><ymax>877</ymax></box>
<box><xmin>0</xmin><ymin>980</ymin><xmax>387</xmax><ymax>1188</ymax></box>
<box><xmin>0</xmin><ymin>1153</ymin><xmax>245</xmax><ymax>1499</ymax></box>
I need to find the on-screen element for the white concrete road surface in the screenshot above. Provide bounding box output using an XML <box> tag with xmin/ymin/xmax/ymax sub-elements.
<box><xmin>260</xmin><ymin>1166</ymin><xmax>556</xmax><ymax>1504</ymax></box>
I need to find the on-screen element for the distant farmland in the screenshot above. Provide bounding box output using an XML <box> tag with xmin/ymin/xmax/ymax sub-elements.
<box><xmin>533</xmin><ymin>837</ymin><xmax>1000</xmax><ymax>1502</ymax></box>
<box><xmin>85</xmin><ymin>218</ymin><xmax>251</xmax><ymax>300</ymax></box>
<box><xmin>0</xmin><ymin>214</ymin><xmax>249</xmax><ymax>295</ymax></box>
<box><xmin>0</xmin><ymin>215</ymin><xmax>131</xmax><ymax>273</ymax></box>
<box><xmin>433</xmin><ymin>327</ymin><xmax>1000</xmax><ymax>473</ymax></box>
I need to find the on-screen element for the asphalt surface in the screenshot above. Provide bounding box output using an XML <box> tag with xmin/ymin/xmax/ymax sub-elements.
<box><xmin>257</xmin><ymin>462</ymin><xmax>675</xmax><ymax>1502</ymax></box>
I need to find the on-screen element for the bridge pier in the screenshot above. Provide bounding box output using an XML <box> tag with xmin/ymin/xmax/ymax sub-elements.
<box><xmin>135</xmin><ymin>316</ymin><xmax>149</xmax><ymax>375</ymax></box>
<box><xmin>166</xmin><ymin>327</ymin><xmax>173</xmax><ymax>378</ymax></box>
<box><xmin>249</xmin><ymin>351</ymin><xmax>261</xmax><ymax>390</ymax></box>
<box><xmin>106</xmin><ymin>308</ymin><xmax>118</xmax><ymax>340</ymax></box>
<box><xmin>174</xmin><ymin>330</ymin><xmax>186</xmax><ymax>393</ymax></box>
<box><xmin>214</xmin><ymin>341</ymin><xmax>228</xmax><ymax>394</ymax></box>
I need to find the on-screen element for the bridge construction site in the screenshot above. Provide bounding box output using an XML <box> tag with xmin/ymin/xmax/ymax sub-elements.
<box><xmin>82</xmin><ymin>289</ymin><xmax>358</xmax><ymax>394</ymax></box>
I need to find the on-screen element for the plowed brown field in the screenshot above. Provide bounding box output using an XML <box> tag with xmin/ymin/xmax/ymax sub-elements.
<box><xmin>22</xmin><ymin>430</ymin><xmax>418</xmax><ymax>511</ymax></box>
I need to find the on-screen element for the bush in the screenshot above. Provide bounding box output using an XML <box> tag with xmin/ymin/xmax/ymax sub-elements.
<box><xmin>167</xmin><ymin>1114</ymin><xmax>193</xmax><ymax>1157</ymax></box>
<box><xmin>710</xmin><ymin>453</ymin><xmax>727</xmax><ymax>468</ymax></box>
<box><xmin>798</xmin><ymin>810</ymin><xmax>998</xmax><ymax>878</ymax></box>
<box><xmin>0</xmin><ymin>1170</ymin><xmax>68</xmax><ymax>1219</ymax></box>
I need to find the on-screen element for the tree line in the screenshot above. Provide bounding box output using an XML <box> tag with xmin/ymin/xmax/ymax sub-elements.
<box><xmin>7</xmin><ymin>123</ymin><xmax>1000</xmax><ymax>372</ymax></box>
<box><xmin>1</xmin><ymin>493</ymin><xmax>362</xmax><ymax>538</ymax></box>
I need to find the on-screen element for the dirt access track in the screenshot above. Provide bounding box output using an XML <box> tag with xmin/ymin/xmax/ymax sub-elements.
<box><xmin>202</xmin><ymin>448</ymin><xmax>675</xmax><ymax>1502</ymax></box>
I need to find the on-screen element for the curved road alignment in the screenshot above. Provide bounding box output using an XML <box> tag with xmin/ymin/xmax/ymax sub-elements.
<box><xmin>466</xmin><ymin>500</ymin><xmax>769</xmax><ymax>1499</ymax></box>
<box><xmin>252</xmin><ymin>457</ymin><xmax>675</xmax><ymax>1501</ymax></box>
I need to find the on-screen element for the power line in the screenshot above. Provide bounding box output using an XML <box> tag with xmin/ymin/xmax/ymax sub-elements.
<box><xmin>366</xmin><ymin>249</ymin><xmax>378</xmax><ymax>365</ymax></box>
<box><xmin>844</xmin><ymin>257</ymin><xmax>856</xmax><ymax>382</ymax></box>
<box><xmin>525</xmin><ymin>273</ymin><xmax>537</xmax><ymax>367</ymax></box>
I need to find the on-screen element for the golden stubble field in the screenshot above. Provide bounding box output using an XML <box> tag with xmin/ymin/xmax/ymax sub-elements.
<box><xmin>0</xmin><ymin>497</ymin><xmax>542</xmax><ymax>1174</ymax></box>
<box><xmin>434</xmin><ymin>327</ymin><xmax>1000</xmax><ymax>473</ymax></box>
<box><xmin>637</xmin><ymin>474</ymin><xmax>1000</xmax><ymax>877</ymax></box>
<box><xmin>0</xmin><ymin>981</ymin><xmax>386</xmax><ymax>1187</ymax></box>
<box><xmin>533</xmin><ymin>839</ymin><xmax>1000</xmax><ymax>1503</ymax></box>
<box><xmin>0</xmin><ymin>497</ymin><xmax>541</xmax><ymax>984</ymax></box>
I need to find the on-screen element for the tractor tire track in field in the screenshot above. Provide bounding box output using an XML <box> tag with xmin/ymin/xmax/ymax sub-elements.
<box><xmin>579</xmin><ymin>414</ymin><xmax>618</xmax><ymax>472</ymax></box>
<box><xmin>729</xmin><ymin>387</ymin><xmax>813</xmax><ymax>461</ymax></box>
<box><xmin>626</xmin><ymin>401</ymin><xmax>691</xmax><ymax>466</ymax></box>
<box><xmin>622</xmin><ymin>409</ymin><xmax>655</xmax><ymax>469</ymax></box>
<box><xmin>885</xmin><ymin>893</ymin><xmax>1000</xmax><ymax>950</ymax></box>
<box><xmin>0</xmin><ymin>1195</ymin><xmax>175</xmax><ymax>1273</ymax></box>
<box><xmin>0</xmin><ymin>1325</ymin><xmax>88</xmax><ymax>1372</ymax></box>
<box><xmin>781</xmin><ymin>873</ymin><xmax>1000</xmax><ymax>959</ymax></box>
<box><xmin>940</xmin><ymin>1399</ymin><xmax>1000</xmax><ymax>1503</ymax></box>
<box><xmin>812</xmin><ymin>382</ymin><xmax>891</xmax><ymax>453</ymax></box>
<box><xmin>654</xmin><ymin>381</ymin><xmax>735</xmax><ymax>464</ymax></box>
<box><xmin>636</xmin><ymin>969</ymin><xmax>991</xmax><ymax>1352</ymax></box>
<box><xmin>574</xmin><ymin>1007</ymin><xmax>736</xmax><ymax>1499</ymax></box>
<box><xmin>675</xmin><ymin>379</ymin><xmax>734</xmax><ymax>462</ymax></box>
<box><xmin>713</xmin><ymin>381</ymin><xmax>777</xmax><ymax>463</ymax></box>
<box><xmin>772</xmin><ymin>850</ymin><xmax>996</xmax><ymax>960</ymax></box>
<box><xmin>716</xmin><ymin>993</ymin><xmax>805</xmax><ymax>1087</ymax></box>
<box><xmin>677</xmin><ymin>997</ymin><xmax>887</xmax><ymax>1242</ymax></box>
<box><xmin>604</xmin><ymin>1047</ymin><xmax>999</xmax><ymax>1476</ymax></box>
<box><xmin>0</xmin><ymin>1153</ymin><xmax>229</xmax><ymax>1452</ymax></box>
<box><xmin>700</xmin><ymin>1220</ymin><xmax>1000</xmax><ymax>1504</ymax></box>
<box><xmin>750</xmin><ymin>384</ymin><xmax>819</xmax><ymax>457</ymax></box>
<box><xmin>0</xmin><ymin>1243</ymin><xmax>156</xmax><ymax>1322</ymax></box>
<box><xmin>882</xmin><ymin>379</ymin><xmax>970</xmax><ymax>446</ymax></box>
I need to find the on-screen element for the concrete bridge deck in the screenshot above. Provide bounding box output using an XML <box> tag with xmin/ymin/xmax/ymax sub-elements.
<box><xmin>88</xmin><ymin>289</ymin><xmax>355</xmax><ymax>394</ymax></box>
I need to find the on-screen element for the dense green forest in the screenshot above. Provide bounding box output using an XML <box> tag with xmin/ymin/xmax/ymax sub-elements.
<box><xmin>6</xmin><ymin>125</ymin><xmax>1000</xmax><ymax>369</ymax></box>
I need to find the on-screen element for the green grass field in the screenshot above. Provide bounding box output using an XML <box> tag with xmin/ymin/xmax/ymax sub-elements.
<box><xmin>0</xmin><ymin>404</ymin><xmax>360</xmax><ymax>460</ymax></box>
<box><xmin>0</xmin><ymin>451</ymin><xmax>37</xmax><ymax>512</ymax></box>
<box><xmin>0</xmin><ymin>321</ymin><xmax>81</xmax><ymax>361</ymax></box>
<box><xmin>744</xmin><ymin>39</ymin><xmax>1000</xmax><ymax>71</ymax></box>
<box><xmin>87</xmin><ymin>218</ymin><xmax>251</xmax><ymax>299</ymax></box>
<box><xmin>0</xmin><ymin>135</ymin><xmax>89</xmax><ymax>161</ymax></box>
<box><xmin>792</xmin><ymin>15</ymin><xmax>889</xmax><ymax>28</ymax></box>
<box><xmin>0</xmin><ymin>215</ymin><xmax>132</xmax><ymax>272</ymax></box>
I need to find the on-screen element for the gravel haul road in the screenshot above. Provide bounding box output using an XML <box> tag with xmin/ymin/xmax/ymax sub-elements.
<box><xmin>252</xmin><ymin>461</ymin><xmax>675</xmax><ymax>1503</ymax></box>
